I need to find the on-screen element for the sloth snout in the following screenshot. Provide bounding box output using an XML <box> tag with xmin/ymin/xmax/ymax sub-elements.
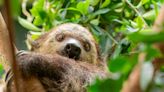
<box><xmin>64</xmin><ymin>43</ymin><xmax>81</xmax><ymax>60</ymax></box>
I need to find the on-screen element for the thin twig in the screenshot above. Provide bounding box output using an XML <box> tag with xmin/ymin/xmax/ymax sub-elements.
<box><xmin>107</xmin><ymin>34</ymin><xmax>118</xmax><ymax>44</ymax></box>
<box><xmin>125</xmin><ymin>0</ymin><xmax>149</xmax><ymax>27</ymax></box>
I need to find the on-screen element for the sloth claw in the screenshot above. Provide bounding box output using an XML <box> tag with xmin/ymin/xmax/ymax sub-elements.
<box><xmin>16</xmin><ymin>50</ymin><xmax>29</xmax><ymax>57</ymax></box>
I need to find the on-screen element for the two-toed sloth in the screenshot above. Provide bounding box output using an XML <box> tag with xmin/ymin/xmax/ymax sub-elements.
<box><xmin>5</xmin><ymin>23</ymin><xmax>108</xmax><ymax>92</ymax></box>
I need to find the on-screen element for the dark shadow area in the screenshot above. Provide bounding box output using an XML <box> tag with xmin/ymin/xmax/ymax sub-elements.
<box><xmin>14</xmin><ymin>21</ymin><xmax>28</xmax><ymax>50</ymax></box>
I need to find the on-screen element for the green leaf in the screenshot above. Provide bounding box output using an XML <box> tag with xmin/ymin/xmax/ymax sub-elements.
<box><xmin>93</xmin><ymin>8</ymin><xmax>110</xmax><ymax>16</ymax></box>
<box><xmin>135</xmin><ymin>17</ymin><xmax>144</xmax><ymax>29</ymax></box>
<box><xmin>100</xmin><ymin>0</ymin><xmax>111</xmax><ymax>8</ymax></box>
<box><xmin>71</xmin><ymin>0</ymin><xmax>75</xmax><ymax>3</ymax></box>
<box><xmin>76</xmin><ymin>0</ymin><xmax>89</xmax><ymax>14</ymax></box>
<box><xmin>31</xmin><ymin>34</ymin><xmax>41</xmax><ymax>40</ymax></box>
<box><xmin>108</xmin><ymin>56</ymin><xmax>127</xmax><ymax>73</ymax></box>
<box><xmin>11</xmin><ymin>0</ymin><xmax>21</xmax><ymax>17</ymax></box>
<box><xmin>88</xmin><ymin>78</ymin><xmax>123</xmax><ymax>92</ymax></box>
<box><xmin>90</xmin><ymin>19</ymin><xmax>99</xmax><ymax>25</ymax></box>
<box><xmin>30</xmin><ymin>0</ymin><xmax>45</xmax><ymax>26</ymax></box>
<box><xmin>18</xmin><ymin>17</ymin><xmax>41</xmax><ymax>32</ymax></box>
<box><xmin>111</xmin><ymin>39</ymin><xmax>130</xmax><ymax>59</ymax></box>
<box><xmin>143</xmin><ymin>10</ymin><xmax>156</xmax><ymax>21</ymax></box>
<box><xmin>128</xmin><ymin>30</ymin><xmax>164</xmax><ymax>43</ymax></box>
<box><xmin>99</xmin><ymin>33</ymin><xmax>113</xmax><ymax>57</ymax></box>
<box><xmin>0</xmin><ymin>0</ymin><xmax>3</xmax><ymax>6</ymax></box>
<box><xmin>145</xmin><ymin>45</ymin><xmax>161</xmax><ymax>60</ymax></box>
<box><xmin>90</xmin><ymin>0</ymin><xmax>100</xmax><ymax>6</ymax></box>
<box><xmin>30</xmin><ymin>0</ymin><xmax>45</xmax><ymax>16</ymax></box>
<box><xmin>90</xmin><ymin>24</ymin><xmax>103</xmax><ymax>42</ymax></box>
<box><xmin>112</xmin><ymin>44</ymin><xmax>122</xmax><ymax>59</ymax></box>
<box><xmin>152</xmin><ymin>1</ymin><xmax>159</xmax><ymax>17</ymax></box>
<box><xmin>33</xmin><ymin>16</ymin><xmax>44</xmax><ymax>26</ymax></box>
<box><xmin>0</xmin><ymin>64</ymin><xmax>4</xmax><ymax>78</ymax></box>
<box><xmin>141</xmin><ymin>0</ymin><xmax>150</xmax><ymax>5</ymax></box>
<box><xmin>66</xmin><ymin>7</ymin><xmax>82</xmax><ymax>14</ymax></box>
<box><xmin>111</xmin><ymin>2</ymin><xmax>123</xmax><ymax>10</ymax></box>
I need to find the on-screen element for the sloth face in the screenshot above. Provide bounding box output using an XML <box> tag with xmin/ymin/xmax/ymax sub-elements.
<box><xmin>54</xmin><ymin>32</ymin><xmax>91</xmax><ymax>60</ymax></box>
<box><xmin>31</xmin><ymin>23</ymin><xmax>100</xmax><ymax>65</ymax></box>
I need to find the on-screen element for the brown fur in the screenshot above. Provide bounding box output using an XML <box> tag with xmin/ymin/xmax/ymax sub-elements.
<box><xmin>31</xmin><ymin>23</ymin><xmax>105</xmax><ymax>66</ymax></box>
<box><xmin>5</xmin><ymin>23</ymin><xmax>108</xmax><ymax>92</ymax></box>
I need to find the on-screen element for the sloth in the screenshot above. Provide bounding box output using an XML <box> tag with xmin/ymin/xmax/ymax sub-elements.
<box><xmin>5</xmin><ymin>23</ymin><xmax>108</xmax><ymax>92</ymax></box>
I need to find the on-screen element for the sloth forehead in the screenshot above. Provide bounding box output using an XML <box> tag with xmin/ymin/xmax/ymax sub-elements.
<box><xmin>52</xmin><ymin>23</ymin><xmax>92</xmax><ymax>37</ymax></box>
<box><xmin>48</xmin><ymin>24</ymin><xmax>94</xmax><ymax>41</ymax></box>
<box><xmin>48</xmin><ymin>31</ymin><xmax>89</xmax><ymax>45</ymax></box>
<box><xmin>36</xmin><ymin>23</ymin><xmax>95</xmax><ymax>45</ymax></box>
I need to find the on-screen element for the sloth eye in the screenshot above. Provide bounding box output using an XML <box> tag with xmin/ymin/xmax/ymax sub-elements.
<box><xmin>83</xmin><ymin>42</ymin><xmax>91</xmax><ymax>52</ymax></box>
<box><xmin>56</xmin><ymin>33</ymin><xmax>65</xmax><ymax>42</ymax></box>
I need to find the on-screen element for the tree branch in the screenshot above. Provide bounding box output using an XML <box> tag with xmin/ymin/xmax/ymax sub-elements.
<box><xmin>0</xmin><ymin>0</ymin><xmax>25</xmax><ymax>92</ymax></box>
<box><xmin>0</xmin><ymin>13</ymin><xmax>12</xmax><ymax>71</ymax></box>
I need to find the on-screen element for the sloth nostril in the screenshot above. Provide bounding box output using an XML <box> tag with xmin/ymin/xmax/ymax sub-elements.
<box><xmin>66</xmin><ymin>44</ymin><xmax>71</xmax><ymax>51</ymax></box>
<box><xmin>64</xmin><ymin>44</ymin><xmax>81</xmax><ymax>60</ymax></box>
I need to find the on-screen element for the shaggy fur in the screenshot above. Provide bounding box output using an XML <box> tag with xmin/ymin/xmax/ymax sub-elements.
<box><xmin>5</xmin><ymin>23</ymin><xmax>108</xmax><ymax>92</ymax></box>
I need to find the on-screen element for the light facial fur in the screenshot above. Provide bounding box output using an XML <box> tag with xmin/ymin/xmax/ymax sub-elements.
<box><xmin>31</xmin><ymin>23</ymin><xmax>103</xmax><ymax>66</ymax></box>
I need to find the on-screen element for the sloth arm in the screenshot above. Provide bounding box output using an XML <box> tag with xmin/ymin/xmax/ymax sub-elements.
<box><xmin>3</xmin><ymin>51</ymin><xmax>107</xmax><ymax>92</ymax></box>
<box><xmin>17</xmin><ymin>51</ymin><xmax>107</xmax><ymax>84</ymax></box>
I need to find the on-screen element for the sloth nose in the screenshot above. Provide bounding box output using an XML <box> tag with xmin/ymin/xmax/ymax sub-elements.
<box><xmin>64</xmin><ymin>43</ymin><xmax>81</xmax><ymax>60</ymax></box>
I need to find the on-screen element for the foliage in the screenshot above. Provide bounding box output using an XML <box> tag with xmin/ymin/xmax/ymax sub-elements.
<box><xmin>17</xmin><ymin>0</ymin><xmax>164</xmax><ymax>92</ymax></box>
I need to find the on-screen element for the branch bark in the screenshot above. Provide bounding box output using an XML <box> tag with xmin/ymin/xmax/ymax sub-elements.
<box><xmin>0</xmin><ymin>13</ymin><xmax>12</xmax><ymax>71</ymax></box>
<box><xmin>0</xmin><ymin>0</ymin><xmax>24</xmax><ymax>91</ymax></box>
<box><xmin>121</xmin><ymin>53</ymin><xmax>145</xmax><ymax>92</ymax></box>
